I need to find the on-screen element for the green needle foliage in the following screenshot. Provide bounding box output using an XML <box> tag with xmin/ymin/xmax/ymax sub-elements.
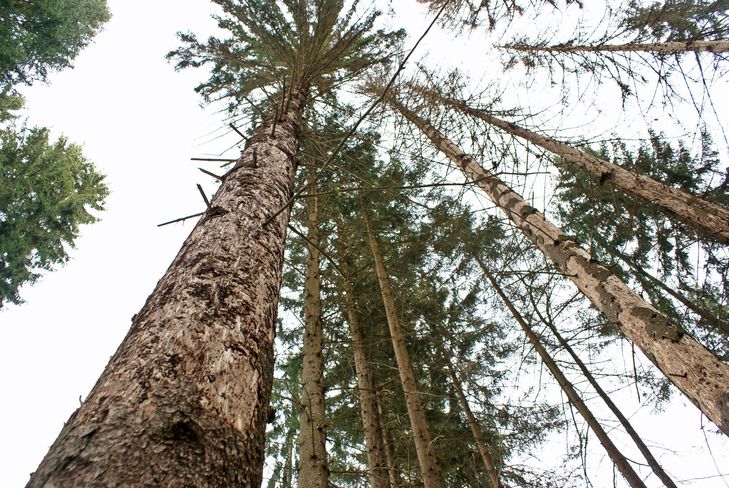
<box><xmin>0</xmin><ymin>0</ymin><xmax>110</xmax><ymax>87</ymax></box>
<box><xmin>0</xmin><ymin>126</ymin><xmax>108</xmax><ymax>307</ymax></box>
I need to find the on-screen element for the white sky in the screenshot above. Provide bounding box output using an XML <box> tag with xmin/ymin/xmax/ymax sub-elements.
<box><xmin>1</xmin><ymin>1</ymin><xmax>728</xmax><ymax>487</ymax></box>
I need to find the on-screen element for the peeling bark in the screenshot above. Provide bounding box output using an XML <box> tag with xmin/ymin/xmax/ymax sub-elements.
<box><xmin>362</xmin><ymin>199</ymin><xmax>446</xmax><ymax>488</ymax></box>
<box><xmin>482</xmin><ymin>267</ymin><xmax>647</xmax><ymax>488</ymax></box>
<box><xmin>299</xmin><ymin>188</ymin><xmax>329</xmax><ymax>488</ymax></box>
<box><xmin>388</xmin><ymin>96</ymin><xmax>729</xmax><ymax>436</ymax></box>
<box><xmin>409</xmin><ymin>83</ymin><xmax>729</xmax><ymax>245</ymax></box>
<box><xmin>27</xmin><ymin>91</ymin><xmax>308</xmax><ymax>487</ymax></box>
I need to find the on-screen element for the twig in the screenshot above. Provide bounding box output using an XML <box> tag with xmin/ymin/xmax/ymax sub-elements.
<box><xmin>191</xmin><ymin>157</ymin><xmax>237</xmax><ymax>163</ymax></box>
<box><xmin>229</xmin><ymin>123</ymin><xmax>248</xmax><ymax>142</ymax></box>
<box><xmin>158</xmin><ymin>211</ymin><xmax>205</xmax><ymax>227</ymax></box>
<box><xmin>197</xmin><ymin>184</ymin><xmax>212</xmax><ymax>209</ymax></box>
<box><xmin>198</xmin><ymin>167</ymin><xmax>224</xmax><ymax>180</ymax></box>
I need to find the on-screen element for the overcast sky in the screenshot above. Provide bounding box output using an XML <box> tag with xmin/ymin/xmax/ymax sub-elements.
<box><xmin>1</xmin><ymin>1</ymin><xmax>728</xmax><ymax>487</ymax></box>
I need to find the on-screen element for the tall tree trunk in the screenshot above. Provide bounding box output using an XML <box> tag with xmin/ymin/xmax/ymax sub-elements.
<box><xmin>284</xmin><ymin>429</ymin><xmax>295</xmax><ymax>488</ymax></box>
<box><xmin>341</xmin><ymin>274</ymin><xmax>391</xmax><ymax>488</ymax></box>
<box><xmin>376</xmin><ymin>393</ymin><xmax>404</xmax><ymax>488</ymax></box>
<box><xmin>502</xmin><ymin>40</ymin><xmax>729</xmax><ymax>54</ymax></box>
<box><xmin>442</xmin><ymin>353</ymin><xmax>502</xmax><ymax>488</ymax></box>
<box><xmin>408</xmin><ymin>83</ymin><xmax>729</xmax><ymax>245</ymax></box>
<box><xmin>361</xmin><ymin>198</ymin><xmax>447</xmax><ymax>488</ymax></box>
<box><xmin>299</xmin><ymin>186</ymin><xmax>329</xmax><ymax>488</ymax></box>
<box><xmin>27</xmin><ymin>90</ymin><xmax>308</xmax><ymax>487</ymax></box>
<box><xmin>481</xmin><ymin>266</ymin><xmax>647</xmax><ymax>488</ymax></box>
<box><xmin>386</xmin><ymin>95</ymin><xmax>729</xmax><ymax>436</ymax></box>
<box><xmin>532</xmin><ymin>303</ymin><xmax>678</xmax><ymax>488</ymax></box>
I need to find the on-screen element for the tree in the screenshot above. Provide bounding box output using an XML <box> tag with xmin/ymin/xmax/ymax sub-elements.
<box><xmin>0</xmin><ymin>126</ymin><xmax>107</xmax><ymax>307</ymax></box>
<box><xmin>0</xmin><ymin>0</ymin><xmax>110</xmax><ymax>87</ymax></box>
<box><xmin>26</xmin><ymin>1</ymin><xmax>400</xmax><ymax>485</ymax></box>
<box><xmin>382</xmin><ymin>92</ymin><xmax>729</xmax><ymax>436</ymax></box>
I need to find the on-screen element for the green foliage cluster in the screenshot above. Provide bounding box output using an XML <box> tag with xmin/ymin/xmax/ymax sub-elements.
<box><xmin>0</xmin><ymin>127</ymin><xmax>108</xmax><ymax>307</ymax></box>
<box><xmin>625</xmin><ymin>0</ymin><xmax>729</xmax><ymax>42</ymax></box>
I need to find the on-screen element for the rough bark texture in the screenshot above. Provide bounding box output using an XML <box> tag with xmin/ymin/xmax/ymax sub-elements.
<box><xmin>482</xmin><ymin>268</ymin><xmax>647</xmax><ymax>488</ymax></box>
<box><xmin>27</xmin><ymin>91</ymin><xmax>307</xmax><ymax>487</ymax></box>
<box><xmin>362</xmin><ymin>200</ymin><xmax>446</xmax><ymax>488</ymax></box>
<box><xmin>299</xmin><ymin>189</ymin><xmax>329</xmax><ymax>488</ymax></box>
<box><xmin>388</xmin><ymin>96</ymin><xmax>729</xmax><ymax>436</ymax></box>
<box><xmin>443</xmin><ymin>357</ymin><xmax>502</xmax><ymax>488</ymax></box>
<box><xmin>342</xmin><ymin>275</ymin><xmax>391</xmax><ymax>488</ymax></box>
<box><xmin>410</xmin><ymin>83</ymin><xmax>729</xmax><ymax>245</ymax></box>
<box><xmin>507</xmin><ymin>40</ymin><xmax>729</xmax><ymax>53</ymax></box>
<box><xmin>537</xmin><ymin>311</ymin><xmax>678</xmax><ymax>488</ymax></box>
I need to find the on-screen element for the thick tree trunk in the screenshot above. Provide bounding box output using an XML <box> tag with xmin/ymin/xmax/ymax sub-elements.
<box><xmin>534</xmin><ymin>307</ymin><xmax>678</xmax><ymax>488</ymax></box>
<box><xmin>27</xmin><ymin>90</ymin><xmax>308</xmax><ymax>487</ymax></box>
<box><xmin>341</xmin><ymin>274</ymin><xmax>391</xmax><ymax>488</ymax></box>
<box><xmin>481</xmin><ymin>267</ymin><xmax>647</xmax><ymax>488</ymax></box>
<box><xmin>443</xmin><ymin>356</ymin><xmax>502</xmax><ymax>488</ymax></box>
<box><xmin>387</xmin><ymin>96</ymin><xmax>729</xmax><ymax>436</ymax></box>
<box><xmin>361</xmin><ymin>199</ymin><xmax>447</xmax><ymax>488</ymax></box>
<box><xmin>409</xmin><ymin>83</ymin><xmax>729</xmax><ymax>245</ymax></box>
<box><xmin>504</xmin><ymin>40</ymin><xmax>729</xmax><ymax>54</ymax></box>
<box><xmin>299</xmin><ymin>187</ymin><xmax>329</xmax><ymax>488</ymax></box>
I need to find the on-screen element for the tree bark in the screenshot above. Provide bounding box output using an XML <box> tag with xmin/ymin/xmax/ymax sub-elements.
<box><xmin>361</xmin><ymin>198</ymin><xmax>447</xmax><ymax>488</ymax></box>
<box><xmin>299</xmin><ymin>186</ymin><xmax>329</xmax><ymax>488</ymax></box>
<box><xmin>27</xmin><ymin>90</ymin><xmax>308</xmax><ymax>487</ymax></box>
<box><xmin>443</xmin><ymin>355</ymin><xmax>502</xmax><ymax>488</ymax></box>
<box><xmin>376</xmin><ymin>393</ymin><xmax>404</xmax><ymax>488</ymax></box>
<box><xmin>503</xmin><ymin>40</ymin><xmax>729</xmax><ymax>54</ymax></box>
<box><xmin>341</xmin><ymin>274</ymin><xmax>391</xmax><ymax>488</ymax></box>
<box><xmin>481</xmin><ymin>267</ymin><xmax>647</xmax><ymax>488</ymax></box>
<box><xmin>408</xmin><ymin>83</ymin><xmax>729</xmax><ymax>245</ymax></box>
<box><xmin>386</xmin><ymin>95</ymin><xmax>729</xmax><ymax>436</ymax></box>
<box><xmin>532</xmin><ymin>303</ymin><xmax>678</xmax><ymax>488</ymax></box>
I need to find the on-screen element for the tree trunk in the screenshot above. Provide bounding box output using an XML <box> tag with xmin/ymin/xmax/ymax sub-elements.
<box><xmin>481</xmin><ymin>266</ymin><xmax>647</xmax><ymax>488</ymax></box>
<box><xmin>503</xmin><ymin>40</ymin><xmax>729</xmax><ymax>54</ymax></box>
<box><xmin>27</xmin><ymin>90</ymin><xmax>308</xmax><ymax>487</ymax></box>
<box><xmin>376</xmin><ymin>393</ymin><xmax>404</xmax><ymax>488</ymax></box>
<box><xmin>361</xmin><ymin>198</ymin><xmax>447</xmax><ymax>488</ymax></box>
<box><xmin>408</xmin><ymin>83</ymin><xmax>729</xmax><ymax>245</ymax></box>
<box><xmin>299</xmin><ymin>186</ymin><xmax>329</xmax><ymax>488</ymax></box>
<box><xmin>443</xmin><ymin>355</ymin><xmax>502</xmax><ymax>488</ymax></box>
<box><xmin>386</xmin><ymin>95</ymin><xmax>729</xmax><ymax>436</ymax></box>
<box><xmin>533</xmin><ymin>304</ymin><xmax>678</xmax><ymax>488</ymax></box>
<box><xmin>341</xmin><ymin>274</ymin><xmax>391</xmax><ymax>488</ymax></box>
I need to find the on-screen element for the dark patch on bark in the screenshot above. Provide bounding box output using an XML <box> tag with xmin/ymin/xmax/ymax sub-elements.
<box><xmin>634</xmin><ymin>307</ymin><xmax>684</xmax><ymax>341</ymax></box>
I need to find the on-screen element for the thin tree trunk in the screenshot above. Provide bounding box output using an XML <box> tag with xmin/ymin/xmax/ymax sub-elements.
<box><xmin>386</xmin><ymin>95</ymin><xmax>729</xmax><ymax>436</ymax></box>
<box><xmin>341</xmin><ymin>272</ymin><xmax>391</xmax><ymax>487</ymax></box>
<box><xmin>408</xmin><ymin>83</ymin><xmax>729</xmax><ymax>245</ymax></box>
<box><xmin>481</xmin><ymin>266</ymin><xmax>647</xmax><ymax>488</ymax></box>
<box><xmin>532</xmin><ymin>304</ymin><xmax>678</xmax><ymax>488</ymax></box>
<box><xmin>502</xmin><ymin>40</ymin><xmax>729</xmax><ymax>54</ymax></box>
<box><xmin>27</xmin><ymin>90</ymin><xmax>308</xmax><ymax>487</ymax></box>
<box><xmin>361</xmin><ymin>198</ymin><xmax>447</xmax><ymax>488</ymax></box>
<box><xmin>377</xmin><ymin>390</ymin><xmax>404</xmax><ymax>488</ymax></box>
<box><xmin>299</xmin><ymin>186</ymin><xmax>329</xmax><ymax>488</ymax></box>
<box><xmin>442</xmin><ymin>354</ymin><xmax>502</xmax><ymax>488</ymax></box>
<box><xmin>284</xmin><ymin>430</ymin><xmax>295</xmax><ymax>488</ymax></box>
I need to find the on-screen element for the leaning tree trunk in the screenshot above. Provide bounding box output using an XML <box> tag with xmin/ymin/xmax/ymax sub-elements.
<box><xmin>385</xmin><ymin>95</ymin><xmax>729</xmax><ymax>436</ymax></box>
<box><xmin>408</xmin><ymin>83</ymin><xmax>729</xmax><ymax>245</ymax></box>
<box><xmin>533</xmin><ymin>305</ymin><xmax>678</xmax><ymax>488</ymax></box>
<box><xmin>481</xmin><ymin>267</ymin><xmax>647</xmax><ymax>488</ymax></box>
<box><xmin>26</xmin><ymin>89</ymin><xmax>308</xmax><ymax>487</ymax></box>
<box><xmin>502</xmin><ymin>40</ymin><xmax>729</xmax><ymax>54</ymax></box>
<box><xmin>361</xmin><ymin>198</ymin><xmax>447</xmax><ymax>488</ymax></box>
<box><xmin>299</xmin><ymin>186</ymin><xmax>329</xmax><ymax>488</ymax></box>
<box><xmin>340</xmin><ymin>272</ymin><xmax>391</xmax><ymax>488</ymax></box>
<box><xmin>442</xmin><ymin>353</ymin><xmax>502</xmax><ymax>488</ymax></box>
<box><xmin>376</xmin><ymin>393</ymin><xmax>404</xmax><ymax>488</ymax></box>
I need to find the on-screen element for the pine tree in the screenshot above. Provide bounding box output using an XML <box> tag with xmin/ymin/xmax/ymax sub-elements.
<box><xmin>26</xmin><ymin>2</ymin><xmax>401</xmax><ymax>485</ymax></box>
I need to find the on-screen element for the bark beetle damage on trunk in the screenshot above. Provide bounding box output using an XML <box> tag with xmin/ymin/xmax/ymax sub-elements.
<box><xmin>27</xmin><ymin>92</ymin><xmax>307</xmax><ymax>487</ymax></box>
<box><xmin>387</xmin><ymin>96</ymin><xmax>729</xmax><ymax>437</ymax></box>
